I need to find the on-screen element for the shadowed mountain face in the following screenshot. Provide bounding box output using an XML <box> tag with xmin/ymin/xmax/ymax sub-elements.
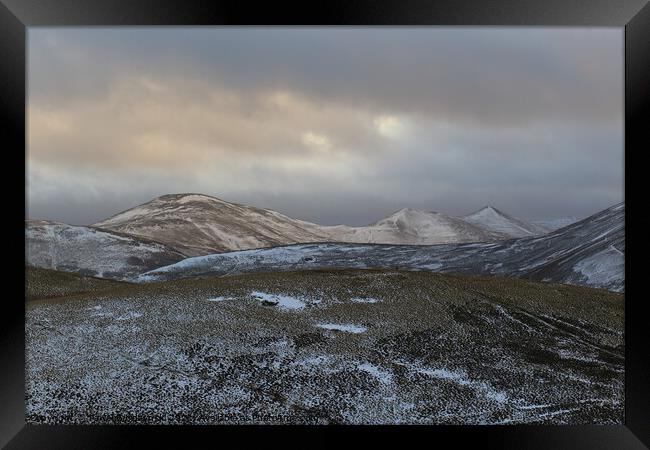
<box><xmin>141</xmin><ymin>203</ymin><xmax>624</xmax><ymax>293</ymax></box>
<box><xmin>534</xmin><ymin>216</ymin><xmax>580</xmax><ymax>231</ymax></box>
<box><xmin>25</xmin><ymin>220</ymin><xmax>185</xmax><ymax>280</ymax></box>
<box><xmin>92</xmin><ymin>194</ymin><xmax>537</xmax><ymax>256</ymax></box>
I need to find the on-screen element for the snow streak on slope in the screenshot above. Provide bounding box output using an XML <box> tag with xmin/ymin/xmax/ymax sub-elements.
<box><xmin>140</xmin><ymin>203</ymin><xmax>624</xmax><ymax>292</ymax></box>
<box><xmin>464</xmin><ymin>206</ymin><xmax>548</xmax><ymax>238</ymax></box>
<box><xmin>533</xmin><ymin>217</ymin><xmax>580</xmax><ymax>231</ymax></box>
<box><xmin>26</xmin><ymin>220</ymin><xmax>185</xmax><ymax>280</ymax></box>
<box><xmin>93</xmin><ymin>194</ymin><xmax>509</xmax><ymax>256</ymax></box>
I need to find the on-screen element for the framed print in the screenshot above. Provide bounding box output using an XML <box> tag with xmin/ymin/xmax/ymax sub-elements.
<box><xmin>2</xmin><ymin>0</ymin><xmax>649</xmax><ymax>447</ymax></box>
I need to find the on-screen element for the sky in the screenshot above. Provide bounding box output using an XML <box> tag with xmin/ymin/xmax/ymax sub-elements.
<box><xmin>27</xmin><ymin>27</ymin><xmax>623</xmax><ymax>226</ymax></box>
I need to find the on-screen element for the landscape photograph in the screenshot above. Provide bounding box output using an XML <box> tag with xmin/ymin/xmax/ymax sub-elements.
<box><xmin>25</xmin><ymin>27</ymin><xmax>624</xmax><ymax>425</ymax></box>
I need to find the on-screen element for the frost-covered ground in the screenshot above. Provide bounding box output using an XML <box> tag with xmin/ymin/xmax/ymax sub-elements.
<box><xmin>140</xmin><ymin>203</ymin><xmax>624</xmax><ymax>293</ymax></box>
<box><xmin>26</xmin><ymin>269</ymin><xmax>623</xmax><ymax>425</ymax></box>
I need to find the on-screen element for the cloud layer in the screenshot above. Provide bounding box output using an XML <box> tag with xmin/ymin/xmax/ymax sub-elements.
<box><xmin>27</xmin><ymin>28</ymin><xmax>623</xmax><ymax>225</ymax></box>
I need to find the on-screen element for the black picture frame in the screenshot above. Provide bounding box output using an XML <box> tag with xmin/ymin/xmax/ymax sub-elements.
<box><xmin>3</xmin><ymin>0</ymin><xmax>649</xmax><ymax>447</ymax></box>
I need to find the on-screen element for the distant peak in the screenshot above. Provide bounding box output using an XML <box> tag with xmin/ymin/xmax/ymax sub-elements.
<box><xmin>156</xmin><ymin>193</ymin><xmax>227</xmax><ymax>203</ymax></box>
<box><xmin>469</xmin><ymin>205</ymin><xmax>504</xmax><ymax>216</ymax></box>
<box><xmin>393</xmin><ymin>207</ymin><xmax>436</xmax><ymax>215</ymax></box>
<box><xmin>158</xmin><ymin>193</ymin><xmax>210</xmax><ymax>200</ymax></box>
<box><xmin>396</xmin><ymin>207</ymin><xmax>417</xmax><ymax>214</ymax></box>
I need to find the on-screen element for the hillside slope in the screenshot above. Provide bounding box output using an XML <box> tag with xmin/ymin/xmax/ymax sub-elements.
<box><xmin>534</xmin><ymin>216</ymin><xmax>580</xmax><ymax>231</ymax></box>
<box><xmin>141</xmin><ymin>203</ymin><xmax>624</xmax><ymax>292</ymax></box>
<box><xmin>26</xmin><ymin>220</ymin><xmax>185</xmax><ymax>280</ymax></box>
<box><xmin>93</xmin><ymin>194</ymin><xmax>332</xmax><ymax>256</ymax></box>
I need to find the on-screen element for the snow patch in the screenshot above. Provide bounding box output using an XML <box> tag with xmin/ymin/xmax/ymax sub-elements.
<box><xmin>358</xmin><ymin>362</ymin><xmax>393</xmax><ymax>384</ymax></box>
<box><xmin>351</xmin><ymin>297</ymin><xmax>380</xmax><ymax>304</ymax></box>
<box><xmin>316</xmin><ymin>323</ymin><xmax>367</xmax><ymax>333</ymax></box>
<box><xmin>297</xmin><ymin>355</ymin><xmax>331</xmax><ymax>367</ymax></box>
<box><xmin>250</xmin><ymin>291</ymin><xmax>306</xmax><ymax>310</ymax></box>
<box><xmin>207</xmin><ymin>296</ymin><xmax>235</xmax><ymax>302</ymax></box>
<box><xmin>418</xmin><ymin>366</ymin><xmax>508</xmax><ymax>404</ymax></box>
<box><xmin>115</xmin><ymin>311</ymin><xmax>143</xmax><ymax>321</ymax></box>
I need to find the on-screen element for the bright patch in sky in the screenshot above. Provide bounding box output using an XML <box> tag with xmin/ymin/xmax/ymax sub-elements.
<box><xmin>302</xmin><ymin>132</ymin><xmax>332</xmax><ymax>152</ymax></box>
<box><xmin>374</xmin><ymin>115</ymin><xmax>404</xmax><ymax>139</ymax></box>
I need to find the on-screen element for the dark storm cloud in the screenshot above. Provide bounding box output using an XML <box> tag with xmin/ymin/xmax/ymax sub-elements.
<box><xmin>27</xmin><ymin>27</ymin><xmax>623</xmax><ymax>225</ymax></box>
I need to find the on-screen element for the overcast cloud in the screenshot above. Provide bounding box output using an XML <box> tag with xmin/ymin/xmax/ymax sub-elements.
<box><xmin>27</xmin><ymin>27</ymin><xmax>623</xmax><ymax>226</ymax></box>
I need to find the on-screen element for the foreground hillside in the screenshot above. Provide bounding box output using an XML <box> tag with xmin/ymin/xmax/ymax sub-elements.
<box><xmin>26</xmin><ymin>269</ymin><xmax>623</xmax><ymax>424</ymax></box>
<box><xmin>92</xmin><ymin>193</ymin><xmax>535</xmax><ymax>256</ymax></box>
<box><xmin>25</xmin><ymin>220</ymin><xmax>186</xmax><ymax>280</ymax></box>
<box><xmin>26</xmin><ymin>266</ymin><xmax>127</xmax><ymax>300</ymax></box>
<box><xmin>142</xmin><ymin>203</ymin><xmax>624</xmax><ymax>292</ymax></box>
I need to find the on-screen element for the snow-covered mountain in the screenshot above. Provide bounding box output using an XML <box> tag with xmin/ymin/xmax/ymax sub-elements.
<box><xmin>140</xmin><ymin>202</ymin><xmax>624</xmax><ymax>292</ymax></box>
<box><xmin>322</xmin><ymin>208</ymin><xmax>505</xmax><ymax>246</ymax></box>
<box><xmin>93</xmin><ymin>194</ymin><xmax>332</xmax><ymax>256</ymax></box>
<box><xmin>93</xmin><ymin>194</ymin><xmax>510</xmax><ymax>256</ymax></box>
<box><xmin>26</xmin><ymin>220</ymin><xmax>185</xmax><ymax>280</ymax></box>
<box><xmin>464</xmin><ymin>206</ymin><xmax>548</xmax><ymax>238</ymax></box>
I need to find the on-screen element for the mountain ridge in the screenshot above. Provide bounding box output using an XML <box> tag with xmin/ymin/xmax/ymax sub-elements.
<box><xmin>139</xmin><ymin>202</ymin><xmax>624</xmax><ymax>292</ymax></box>
<box><xmin>92</xmin><ymin>193</ymin><xmax>542</xmax><ymax>255</ymax></box>
<box><xmin>26</xmin><ymin>198</ymin><xmax>624</xmax><ymax>292</ymax></box>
